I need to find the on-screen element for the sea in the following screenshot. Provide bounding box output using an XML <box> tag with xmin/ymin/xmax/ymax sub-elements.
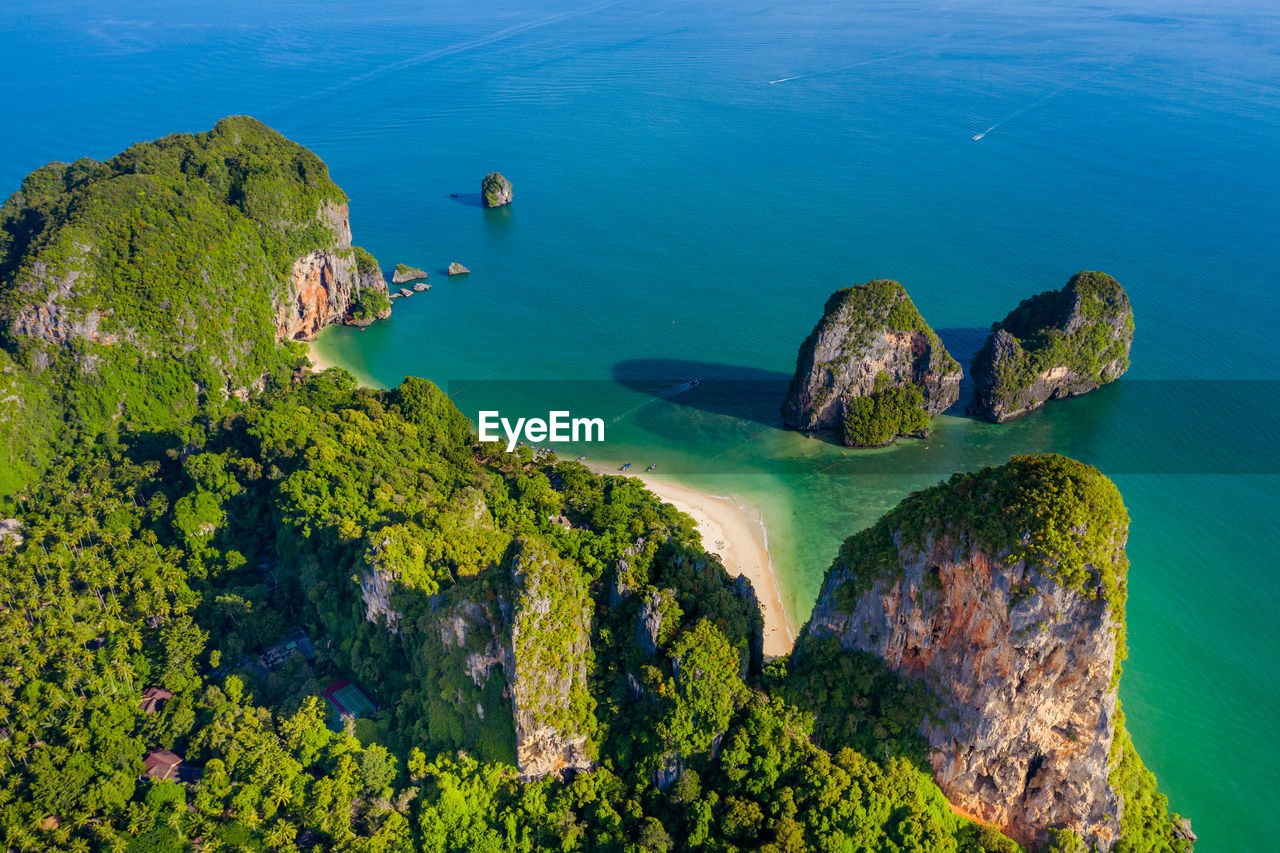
<box><xmin>2</xmin><ymin>1</ymin><xmax>1277</xmax><ymax>847</ymax></box>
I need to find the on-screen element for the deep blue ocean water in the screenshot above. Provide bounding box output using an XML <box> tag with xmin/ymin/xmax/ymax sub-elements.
<box><xmin>3</xmin><ymin>1</ymin><xmax>1278</xmax><ymax>847</ymax></box>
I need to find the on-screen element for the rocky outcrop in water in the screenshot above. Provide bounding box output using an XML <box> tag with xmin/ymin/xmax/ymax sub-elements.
<box><xmin>392</xmin><ymin>264</ymin><xmax>428</xmax><ymax>284</ymax></box>
<box><xmin>782</xmin><ymin>280</ymin><xmax>961</xmax><ymax>446</ymax></box>
<box><xmin>481</xmin><ymin>172</ymin><xmax>513</xmax><ymax>208</ymax></box>
<box><xmin>971</xmin><ymin>271</ymin><xmax>1133</xmax><ymax>422</ymax></box>
<box><xmin>801</xmin><ymin>455</ymin><xmax>1143</xmax><ymax>850</ymax></box>
<box><xmin>447</xmin><ymin>262</ymin><xmax>470</xmax><ymax>276</ymax></box>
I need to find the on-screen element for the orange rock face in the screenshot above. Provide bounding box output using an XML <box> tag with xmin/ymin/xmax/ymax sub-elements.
<box><xmin>274</xmin><ymin>202</ymin><xmax>388</xmax><ymax>341</ymax></box>
<box><xmin>278</xmin><ymin>251</ymin><xmax>347</xmax><ymax>341</ymax></box>
<box><xmin>806</xmin><ymin>534</ymin><xmax>1123</xmax><ymax>850</ymax></box>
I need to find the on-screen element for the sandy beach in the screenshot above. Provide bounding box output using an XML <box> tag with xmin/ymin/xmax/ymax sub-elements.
<box><xmin>585</xmin><ymin>463</ymin><xmax>795</xmax><ymax>658</ymax></box>
<box><xmin>304</xmin><ymin>341</ymin><xmax>332</xmax><ymax>373</ymax></box>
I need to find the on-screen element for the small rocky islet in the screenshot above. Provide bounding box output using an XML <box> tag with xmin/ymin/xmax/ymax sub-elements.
<box><xmin>481</xmin><ymin>171</ymin><xmax>513</xmax><ymax>207</ymax></box>
<box><xmin>781</xmin><ymin>279</ymin><xmax>961</xmax><ymax>447</ymax></box>
<box><xmin>391</xmin><ymin>263</ymin><xmax>429</xmax><ymax>284</ymax></box>
<box><xmin>971</xmin><ymin>270</ymin><xmax>1134</xmax><ymax>422</ymax></box>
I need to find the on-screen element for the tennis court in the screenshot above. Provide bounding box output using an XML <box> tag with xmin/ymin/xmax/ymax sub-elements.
<box><xmin>324</xmin><ymin>680</ymin><xmax>376</xmax><ymax>717</ymax></box>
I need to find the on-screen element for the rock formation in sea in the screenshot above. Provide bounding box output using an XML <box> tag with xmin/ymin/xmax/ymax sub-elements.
<box><xmin>392</xmin><ymin>264</ymin><xmax>429</xmax><ymax>284</ymax></box>
<box><xmin>781</xmin><ymin>280</ymin><xmax>961</xmax><ymax>446</ymax></box>
<box><xmin>481</xmin><ymin>172</ymin><xmax>513</xmax><ymax>207</ymax></box>
<box><xmin>971</xmin><ymin>271</ymin><xmax>1133</xmax><ymax>422</ymax></box>
<box><xmin>448</xmin><ymin>262</ymin><xmax>470</xmax><ymax>276</ymax></box>
<box><xmin>799</xmin><ymin>454</ymin><xmax>1173</xmax><ymax>850</ymax></box>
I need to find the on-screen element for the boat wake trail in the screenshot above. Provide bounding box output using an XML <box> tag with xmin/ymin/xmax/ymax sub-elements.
<box><xmin>271</xmin><ymin>0</ymin><xmax>620</xmax><ymax>114</ymax></box>
<box><xmin>767</xmin><ymin>38</ymin><xmax>948</xmax><ymax>85</ymax></box>
<box><xmin>610</xmin><ymin>379</ymin><xmax>700</xmax><ymax>424</ymax></box>
<box><xmin>970</xmin><ymin>57</ymin><xmax>1134</xmax><ymax>141</ymax></box>
<box><xmin>972</xmin><ymin>24</ymin><xmax>1184</xmax><ymax>141</ymax></box>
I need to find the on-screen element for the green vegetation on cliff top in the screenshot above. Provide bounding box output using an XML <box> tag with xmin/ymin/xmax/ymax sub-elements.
<box><xmin>0</xmin><ymin>116</ymin><xmax>377</xmax><ymax>495</ymax></box>
<box><xmin>818</xmin><ymin>279</ymin><xmax>959</xmax><ymax>374</ymax></box>
<box><xmin>974</xmin><ymin>270</ymin><xmax>1133</xmax><ymax>411</ymax></box>
<box><xmin>831</xmin><ymin>454</ymin><xmax>1129</xmax><ymax>614</ymax></box>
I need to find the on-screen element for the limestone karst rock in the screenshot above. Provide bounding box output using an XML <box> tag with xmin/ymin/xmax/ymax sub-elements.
<box><xmin>481</xmin><ymin>171</ymin><xmax>513</xmax><ymax>207</ymax></box>
<box><xmin>798</xmin><ymin>454</ymin><xmax>1173</xmax><ymax>850</ymax></box>
<box><xmin>782</xmin><ymin>280</ymin><xmax>960</xmax><ymax>446</ymax></box>
<box><xmin>971</xmin><ymin>271</ymin><xmax>1133</xmax><ymax>422</ymax></box>
<box><xmin>392</xmin><ymin>264</ymin><xmax>429</xmax><ymax>284</ymax></box>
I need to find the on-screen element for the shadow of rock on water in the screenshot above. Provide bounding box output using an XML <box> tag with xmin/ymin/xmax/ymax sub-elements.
<box><xmin>448</xmin><ymin>192</ymin><xmax>486</xmax><ymax>208</ymax></box>
<box><xmin>935</xmin><ymin>327</ymin><xmax>990</xmax><ymax>416</ymax></box>
<box><xmin>612</xmin><ymin>359</ymin><xmax>791</xmax><ymax>430</ymax></box>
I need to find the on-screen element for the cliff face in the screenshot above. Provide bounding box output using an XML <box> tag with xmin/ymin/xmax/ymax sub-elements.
<box><xmin>972</xmin><ymin>271</ymin><xmax>1133</xmax><ymax>422</ymax></box>
<box><xmin>374</xmin><ymin>534</ymin><xmax>597</xmax><ymax>781</ymax></box>
<box><xmin>782</xmin><ymin>280</ymin><xmax>960</xmax><ymax>445</ymax></box>
<box><xmin>801</xmin><ymin>455</ymin><xmax>1132</xmax><ymax>850</ymax></box>
<box><xmin>504</xmin><ymin>537</ymin><xmax>596</xmax><ymax>780</ymax></box>
<box><xmin>275</xmin><ymin>199</ymin><xmax>389</xmax><ymax>341</ymax></box>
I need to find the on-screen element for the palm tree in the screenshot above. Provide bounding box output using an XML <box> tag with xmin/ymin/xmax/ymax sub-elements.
<box><xmin>67</xmin><ymin>729</ymin><xmax>88</xmax><ymax>754</ymax></box>
<box><xmin>264</xmin><ymin>820</ymin><xmax>297</xmax><ymax>851</ymax></box>
<box><xmin>269</xmin><ymin>783</ymin><xmax>293</xmax><ymax>811</ymax></box>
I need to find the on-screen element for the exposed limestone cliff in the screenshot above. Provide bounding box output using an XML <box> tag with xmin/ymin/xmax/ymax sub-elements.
<box><xmin>505</xmin><ymin>537</ymin><xmax>597</xmax><ymax>780</ymax></box>
<box><xmin>275</xmin><ymin>236</ymin><xmax>388</xmax><ymax>340</ymax></box>
<box><xmin>782</xmin><ymin>280</ymin><xmax>961</xmax><ymax>446</ymax></box>
<box><xmin>371</xmin><ymin>533</ymin><xmax>597</xmax><ymax>781</ymax></box>
<box><xmin>972</xmin><ymin>271</ymin><xmax>1133</xmax><ymax>422</ymax></box>
<box><xmin>800</xmin><ymin>455</ymin><xmax>1154</xmax><ymax>850</ymax></box>
<box><xmin>635</xmin><ymin>588</ymin><xmax>679</xmax><ymax>657</ymax></box>
<box><xmin>359</xmin><ymin>536</ymin><xmax>404</xmax><ymax>633</ymax></box>
<box><xmin>275</xmin><ymin>198</ymin><xmax>390</xmax><ymax>340</ymax></box>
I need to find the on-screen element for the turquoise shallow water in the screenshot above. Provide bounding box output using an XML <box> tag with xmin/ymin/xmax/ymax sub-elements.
<box><xmin>4</xmin><ymin>1</ymin><xmax>1279</xmax><ymax>846</ymax></box>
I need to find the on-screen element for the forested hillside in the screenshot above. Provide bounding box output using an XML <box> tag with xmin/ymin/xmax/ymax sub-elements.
<box><xmin>0</xmin><ymin>370</ymin><xmax>1019</xmax><ymax>852</ymax></box>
